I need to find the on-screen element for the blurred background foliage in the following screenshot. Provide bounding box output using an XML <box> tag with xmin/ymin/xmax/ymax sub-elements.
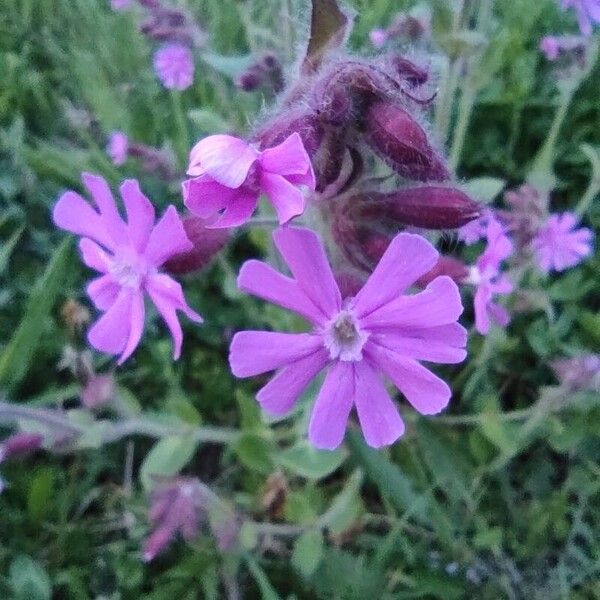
<box><xmin>0</xmin><ymin>0</ymin><xmax>599</xmax><ymax>598</ymax></box>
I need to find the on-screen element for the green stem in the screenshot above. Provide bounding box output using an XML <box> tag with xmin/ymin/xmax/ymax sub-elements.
<box><xmin>171</xmin><ymin>90</ymin><xmax>189</xmax><ymax>166</ymax></box>
<box><xmin>434</xmin><ymin>57</ymin><xmax>461</xmax><ymax>144</ymax></box>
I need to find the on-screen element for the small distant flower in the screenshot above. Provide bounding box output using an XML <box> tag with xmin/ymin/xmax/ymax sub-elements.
<box><xmin>540</xmin><ymin>36</ymin><xmax>561</xmax><ymax>60</ymax></box>
<box><xmin>458</xmin><ymin>211</ymin><xmax>501</xmax><ymax>245</ymax></box>
<box><xmin>560</xmin><ymin>0</ymin><xmax>600</xmax><ymax>36</ymax></box>
<box><xmin>469</xmin><ymin>220</ymin><xmax>514</xmax><ymax>335</ymax></box>
<box><xmin>107</xmin><ymin>131</ymin><xmax>129</xmax><ymax>166</ymax></box>
<box><xmin>230</xmin><ymin>227</ymin><xmax>466</xmax><ymax>450</ymax></box>
<box><xmin>111</xmin><ymin>0</ymin><xmax>131</xmax><ymax>10</ymax></box>
<box><xmin>153</xmin><ymin>43</ymin><xmax>194</xmax><ymax>90</ymax></box>
<box><xmin>81</xmin><ymin>374</ymin><xmax>115</xmax><ymax>409</ymax></box>
<box><xmin>369</xmin><ymin>29</ymin><xmax>388</xmax><ymax>48</ymax></box>
<box><xmin>53</xmin><ymin>173</ymin><xmax>202</xmax><ymax>363</ymax></box>
<box><xmin>183</xmin><ymin>133</ymin><xmax>316</xmax><ymax>228</ymax></box>
<box><xmin>532</xmin><ymin>212</ymin><xmax>593</xmax><ymax>273</ymax></box>
<box><xmin>552</xmin><ymin>354</ymin><xmax>600</xmax><ymax>392</ymax></box>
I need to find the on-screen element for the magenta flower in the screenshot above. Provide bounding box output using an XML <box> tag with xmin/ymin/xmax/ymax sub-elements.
<box><xmin>183</xmin><ymin>133</ymin><xmax>316</xmax><ymax>228</ymax></box>
<box><xmin>153</xmin><ymin>44</ymin><xmax>194</xmax><ymax>90</ymax></box>
<box><xmin>229</xmin><ymin>227</ymin><xmax>466</xmax><ymax>450</ymax></box>
<box><xmin>532</xmin><ymin>212</ymin><xmax>593</xmax><ymax>273</ymax></box>
<box><xmin>470</xmin><ymin>219</ymin><xmax>513</xmax><ymax>335</ymax></box>
<box><xmin>53</xmin><ymin>173</ymin><xmax>202</xmax><ymax>364</ymax></box>
<box><xmin>106</xmin><ymin>131</ymin><xmax>129</xmax><ymax>166</ymax></box>
<box><xmin>560</xmin><ymin>0</ymin><xmax>600</xmax><ymax>36</ymax></box>
<box><xmin>111</xmin><ymin>0</ymin><xmax>131</xmax><ymax>10</ymax></box>
<box><xmin>369</xmin><ymin>29</ymin><xmax>388</xmax><ymax>47</ymax></box>
<box><xmin>540</xmin><ymin>36</ymin><xmax>561</xmax><ymax>60</ymax></box>
<box><xmin>458</xmin><ymin>211</ymin><xmax>501</xmax><ymax>245</ymax></box>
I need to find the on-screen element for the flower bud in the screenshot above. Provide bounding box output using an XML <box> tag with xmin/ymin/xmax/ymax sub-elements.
<box><xmin>365</xmin><ymin>101</ymin><xmax>450</xmax><ymax>181</ymax></box>
<box><xmin>256</xmin><ymin>109</ymin><xmax>323</xmax><ymax>158</ymax></box>
<box><xmin>164</xmin><ymin>215</ymin><xmax>230</xmax><ymax>275</ymax></box>
<box><xmin>0</xmin><ymin>433</ymin><xmax>43</xmax><ymax>463</ymax></box>
<box><xmin>415</xmin><ymin>256</ymin><xmax>470</xmax><ymax>287</ymax></box>
<box><xmin>351</xmin><ymin>186</ymin><xmax>480</xmax><ymax>230</ymax></box>
<box><xmin>389</xmin><ymin>55</ymin><xmax>429</xmax><ymax>87</ymax></box>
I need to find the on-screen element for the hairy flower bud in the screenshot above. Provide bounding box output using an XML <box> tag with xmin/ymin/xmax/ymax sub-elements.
<box><xmin>350</xmin><ymin>187</ymin><xmax>480</xmax><ymax>230</ymax></box>
<box><xmin>415</xmin><ymin>256</ymin><xmax>470</xmax><ymax>287</ymax></box>
<box><xmin>389</xmin><ymin>55</ymin><xmax>429</xmax><ymax>87</ymax></box>
<box><xmin>365</xmin><ymin>101</ymin><xmax>449</xmax><ymax>181</ymax></box>
<box><xmin>236</xmin><ymin>53</ymin><xmax>284</xmax><ymax>93</ymax></box>
<box><xmin>164</xmin><ymin>216</ymin><xmax>230</xmax><ymax>275</ymax></box>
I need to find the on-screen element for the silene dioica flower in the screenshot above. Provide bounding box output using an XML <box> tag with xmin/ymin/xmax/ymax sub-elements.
<box><xmin>230</xmin><ymin>227</ymin><xmax>467</xmax><ymax>450</ymax></box>
<box><xmin>53</xmin><ymin>173</ymin><xmax>202</xmax><ymax>363</ymax></box>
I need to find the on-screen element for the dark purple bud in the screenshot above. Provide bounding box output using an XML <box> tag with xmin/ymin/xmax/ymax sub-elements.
<box><xmin>365</xmin><ymin>101</ymin><xmax>450</xmax><ymax>181</ymax></box>
<box><xmin>164</xmin><ymin>216</ymin><xmax>230</xmax><ymax>275</ymax></box>
<box><xmin>353</xmin><ymin>186</ymin><xmax>480</xmax><ymax>229</ymax></box>
<box><xmin>236</xmin><ymin>68</ymin><xmax>264</xmax><ymax>91</ymax></box>
<box><xmin>415</xmin><ymin>256</ymin><xmax>470</xmax><ymax>288</ymax></box>
<box><xmin>0</xmin><ymin>433</ymin><xmax>43</xmax><ymax>462</ymax></box>
<box><xmin>256</xmin><ymin>109</ymin><xmax>323</xmax><ymax>158</ymax></box>
<box><xmin>389</xmin><ymin>56</ymin><xmax>429</xmax><ymax>87</ymax></box>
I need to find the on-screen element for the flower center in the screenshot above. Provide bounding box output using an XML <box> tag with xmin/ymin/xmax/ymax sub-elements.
<box><xmin>323</xmin><ymin>309</ymin><xmax>368</xmax><ymax>362</ymax></box>
<box><xmin>109</xmin><ymin>249</ymin><xmax>150</xmax><ymax>289</ymax></box>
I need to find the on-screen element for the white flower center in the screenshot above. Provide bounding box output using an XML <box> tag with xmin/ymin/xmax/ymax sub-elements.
<box><xmin>109</xmin><ymin>248</ymin><xmax>151</xmax><ymax>289</ymax></box>
<box><xmin>323</xmin><ymin>309</ymin><xmax>369</xmax><ymax>362</ymax></box>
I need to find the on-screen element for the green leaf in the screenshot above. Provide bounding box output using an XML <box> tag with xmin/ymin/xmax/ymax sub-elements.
<box><xmin>292</xmin><ymin>529</ymin><xmax>324</xmax><ymax>578</ymax></box>
<box><xmin>27</xmin><ymin>468</ymin><xmax>55</xmax><ymax>524</ymax></box>
<box><xmin>0</xmin><ymin>239</ymin><xmax>71</xmax><ymax>392</ymax></box>
<box><xmin>278</xmin><ymin>441</ymin><xmax>346</xmax><ymax>480</ymax></box>
<box><xmin>200</xmin><ymin>52</ymin><xmax>253</xmax><ymax>79</ymax></box>
<box><xmin>140</xmin><ymin>436</ymin><xmax>199</xmax><ymax>490</ymax></box>
<box><xmin>0</xmin><ymin>224</ymin><xmax>24</xmax><ymax>275</ymax></box>
<box><xmin>319</xmin><ymin>469</ymin><xmax>363</xmax><ymax>536</ymax></box>
<box><xmin>233</xmin><ymin>433</ymin><xmax>274</xmax><ymax>474</ymax></box>
<box><xmin>244</xmin><ymin>555</ymin><xmax>282</xmax><ymax>600</ymax></box>
<box><xmin>9</xmin><ymin>555</ymin><xmax>52</xmax><ymax>600</ymax></box>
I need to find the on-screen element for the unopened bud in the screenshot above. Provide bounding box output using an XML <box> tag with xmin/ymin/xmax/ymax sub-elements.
<box><xmin>352</xmin><ymin>187</ymin><xmax>480</xmax><ymax>229</ymax></box>
<box><xmin>164</xmin><ymin>215</ymin><xmax>230</xmax><ymax>275</ymax></box>
<box><xmin>0</xmin><ymin>433</ymin><xmax>43</xmax><ymax>462</ymax></box>
<box><xmin>143</xmin><ymin>526</ymin><xmax>173</xmax><ymax>562</ymax></box>
<box><xmin>365</xmin><ymin>101</ymin><xmax>449</xmax><ymax>181</ymax></box>
<box><xmin>256</xmin><ymin>109</ymin><xmax>323</xmax><ymax>158</ymax></box>
<box><xmin>389</xmin><ymin>55</ymin><xmax>429</xmax><ymax>87</ymax></box>
<box><xmin>415</xmin><ymin>256</ymin><xmax>469</xmax><ymax>288</ymax></box>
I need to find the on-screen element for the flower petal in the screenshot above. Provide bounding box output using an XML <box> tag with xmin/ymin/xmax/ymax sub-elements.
<box><xmin>146</xmin><ymin>273</ymin><xmax>202</xmax><ymax>360</ymax></box>
<box><xmin>118</xmin><ymin>291</ymin><xmax>146</xmax><ymax>364</ymax></box>
<box><xmin>120</xmin><ymin>179</ymin><xmax>156</xmax><ymax>252</ymax></box>
<box><xmin>79</xmin><ymin>238</ymin><xmax>112</xmax><ymax>273</ymax></box>
<box><xmin>260</xmin><ymin>172</ymin><xmax>306</xmax><ymax>224</ymax></box>
<box><xmin>183</xmin><ymin>175</ymin><xmax>242</xmax><ymax>218</ymax></box>
<box><xmin>366</xmin><ymin>342</ymin><xmax>451</xmax><ymax>415</ymax></box>
<box><xmin>87</xmin><ymin>274</ymin><xmax>120</xmax><ymax>310</ymax></box>
<box><xmin>256</xmin><ymin>349</ymin><xmax>329</xmax><ymax>416</ymax></box>
<box><xmin>474</xmin><ymin>283</ymin><xmax>492</xmax><ymax>335</ymax></box>
<box><xmin>361</xmin><ymin>276</ymin><xmax>464</xmax><ymax>330</ymax></box>
<box><xmin>145</xmin><ymin>206</ymin><xmax>193</xmax><ymax>266</ymax></box>
<box><xmin>354</xmin><ymin>233</ymin><xmax>439</xmax><ymax>318</ymax></box>
<box><xmin>208</xmin><ymin>188</ymin><xmax>258</xmax><ymax>228</ymax></box>
<box><xmin>273</xmin><ymin>227</ymin><xmax>341</xmax><ymax>320</ymax></box>
<box><xmin>259</xmin><ymin>132</ymin><xmax>314</xmax><ymax>178</ymax></box>
<box><xmin>82</xmin><ymin>172</ymin><xmax>128</xmax><ymax>244</ymax></box>
<box><xmin>229</xmin><ymin>331</ymin><xmax>323</xmax><ymax>377</ymax></box>
<box><xmin>87</xmin><ymin>290</ymin><xmax>134</xmax><ymax>355</ymax></box>
<box><xmin>187</xmin><ymin>135</ymin><xmax>258</xmax><ymax>187</ymax></box>
<box><xmin>53</xmin><ymin>191</ymin><xmax>113</xmax><ymax>249</ymax></box>
<box><xmin>308</xmin><ymin>361</ymin><xmax>354</xmax><ymax>450</ymax></box>
<box><xmin>237</xmin><ymin>259</ymin><xmax>324</xmax><ymax>325</ymax></box>
<box><xmin>354</xmin><ymin>360</ymin><xmax>405</xmax><ymax>448</ymax></box>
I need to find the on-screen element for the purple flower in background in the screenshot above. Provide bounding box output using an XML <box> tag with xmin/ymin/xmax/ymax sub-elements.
<box><xmin>540</xmin><ymin>36</ymin><xmax>561</xmax><ymax>60</ymax></box>
<box><xmin>458</xmin><ymin>211</ymin><xmax>503</xmax><ymax>246</ymax></box>
<box><xmin>106</xmin><ymin>131</ymin><xmax>129</xmax><ymax>166</ymax></box>
<box><xmin>183</xmin><ymin>133</ymin><xmax>316</xmax><ymax>228</ymax></box>
<box><xmin>560</xmin><ymin>0</ymin><xmax>600</xmax><ymax>36</ymax></box>
<box><xmin>552</xmin><ymin>354</ymin><xmax>600</xmax><ymax>392</ymax></box>
<box><xmin>153</xmin><ymin>43</ymin><xmax>194</xmax><ymax>90</ymax></box>
<box><xmin>111</xmin><ymin>0</ymin><xmax>131</xmax><ymax>10</ymax></box>
<box><xmin>229</xmin><ymin>227</ymin><xmax>466</xmax><ymax>450</ymax></box>
<box><xmin>0</xmin><ymin>433</ymin><xmax>44</xmax><ymax>463</ymax></box>
<box><xmin>470</xmin><ymin>219</ymin><xmax>514</xmax><ymax>335</ymax></box>
<box><xmin>532</xmin><ymin>212</ymin><xmax>593</xmax><ymax>273</ymax></box>
<box><xmin>53</xmin><ymin>173</ymin><xmax>202</xmax><ymax>363</ymax></box>
<box><xmin>369</xmin><ymin>29</ymin><xmax>388</xmax><ymax>47</ymax></box>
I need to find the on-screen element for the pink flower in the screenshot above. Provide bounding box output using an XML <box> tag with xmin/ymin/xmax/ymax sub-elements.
<box><xmin>458</xmin><ymin>211</ymin><xmax>501</xmax><ymax>245</ymax></box>
<box><xmin>229</xmin><ymin>227</ymin><xmax>466</xmax><ymax>450</ymax></box>
<box><xmin>183</xmin><ymin>133</ymin><xmax>316</xmax><ymax>228</ymax></box>
<box><xmin>53</xmin><ymin>173</ymin><xmax>202</xmax><ymax>364</ymax></box>
<box><xmin>369</xmin><ymin>29</ymin><xmax>388</xmax><ymax>47</ymax></box>
<box><xmin>111</xmin><ymin>0</ymin><xmax>131</xmax><ymax>10</ymax></box>
<box><xmin>153</xmin><ymin>44</ymin><xmax>194</xmax><ymax>90</ymax></box>
<box><xmin>106</xmin><ymin>131</ymin><xmax>129</xmax><ymax>166</ymax></box>
<box><xmin>470</xmin><ymin>220</ymin><xmax>514</xmax><ymax>335</ymax></box>
<box><xmin>540</xmin><ymin>36</ymin><xmax>561</xmax><ymax>60</ymax></box>
<box><xmin>532</xmin><ymin>212</ymin><xmax>593</xmax><ymax>273</ymax></box>
<box><xmin>561</xmin><ymin>0</ymin><xmax>600</xmax><ymax>36</ymax></box>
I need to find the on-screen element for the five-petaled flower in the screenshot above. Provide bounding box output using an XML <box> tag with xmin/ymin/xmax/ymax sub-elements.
<box><xmin>532</xmin><ymin>212</ymin><xmax>593</xmax><ymax>273</ymax></box>
<box><xmin>469</xmin><ymin>219</ymin><xmax>513</xmax><ymax>335</ymax></box>
<box><xmin>53</xmin><ymin>173</ymin><xmax>202</xmax><ymax>364</ymax></box>
<box><xmin>183</xmin><ymin>133</ymin><xmax>316</xmax><ymax>228</ymax></box>
<box><xmin>229</xmin><ymin>227</ymin><xmax>466</xmax><ymax>450</ymax></box>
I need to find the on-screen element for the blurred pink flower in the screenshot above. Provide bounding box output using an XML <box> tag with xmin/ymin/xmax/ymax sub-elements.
<box><xmin>81</xmin><ymin>374</ymin><xmax>115</xmax><ymax>409</ymax></box>
<box><xmin>540</xmin><ymin>36</ymin><xmax>561</xmax><ymax>60</ymax></box>
<box><xmin>106</xmin><ymin>131</ymin><xmax>129</xmax><ymax>166</ymax></box>
<box><xmin>53</xmin><ymin>173</ymin><xmax>202</xmax><ymax>363</ymax></box>
<box><xmin>153</xmin><ymin>43</ymin><xmax>194</xmax><ymax>90</ymax></box>
<box><xmin>183</xmin><ymin>133</ymin><xmax>315</xmax><ymax>228</ymax></box>
<box><xmin>552</xmin><ymin>354</ymin><xmax>600</xmax><ymax>392</ymax></box>
<box><xmin>229</xmin><ymin>227</ymin><xmax>466</xmax><ymax>450</ymax></box>
<box><xmin>532</xmin><ymin>212</ymin><xmax>593</xmax><ymax>273</ymax></box>
<box><xmin>0</xmin><ymin>433</ymin><xmax>44</xmax><ymax>462</ymax></box>
<box><xmin>560</xmin><ymin>0</ymin><xmax>600</xmax><ymax>36</ymax></box>
<box><xmin>111</xmin><ymin>0</ymin><xmax>132</xmax><ymax>10</ymax></box>
<box><xmin>470</xmin><ymin>219</ymin><xmax>514</xmax><ymax>335</ymax></box>
<box><xmin>369</xmin><ymin>29</ymin><xmax>388</xmax><ymax>47</ymax></box>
